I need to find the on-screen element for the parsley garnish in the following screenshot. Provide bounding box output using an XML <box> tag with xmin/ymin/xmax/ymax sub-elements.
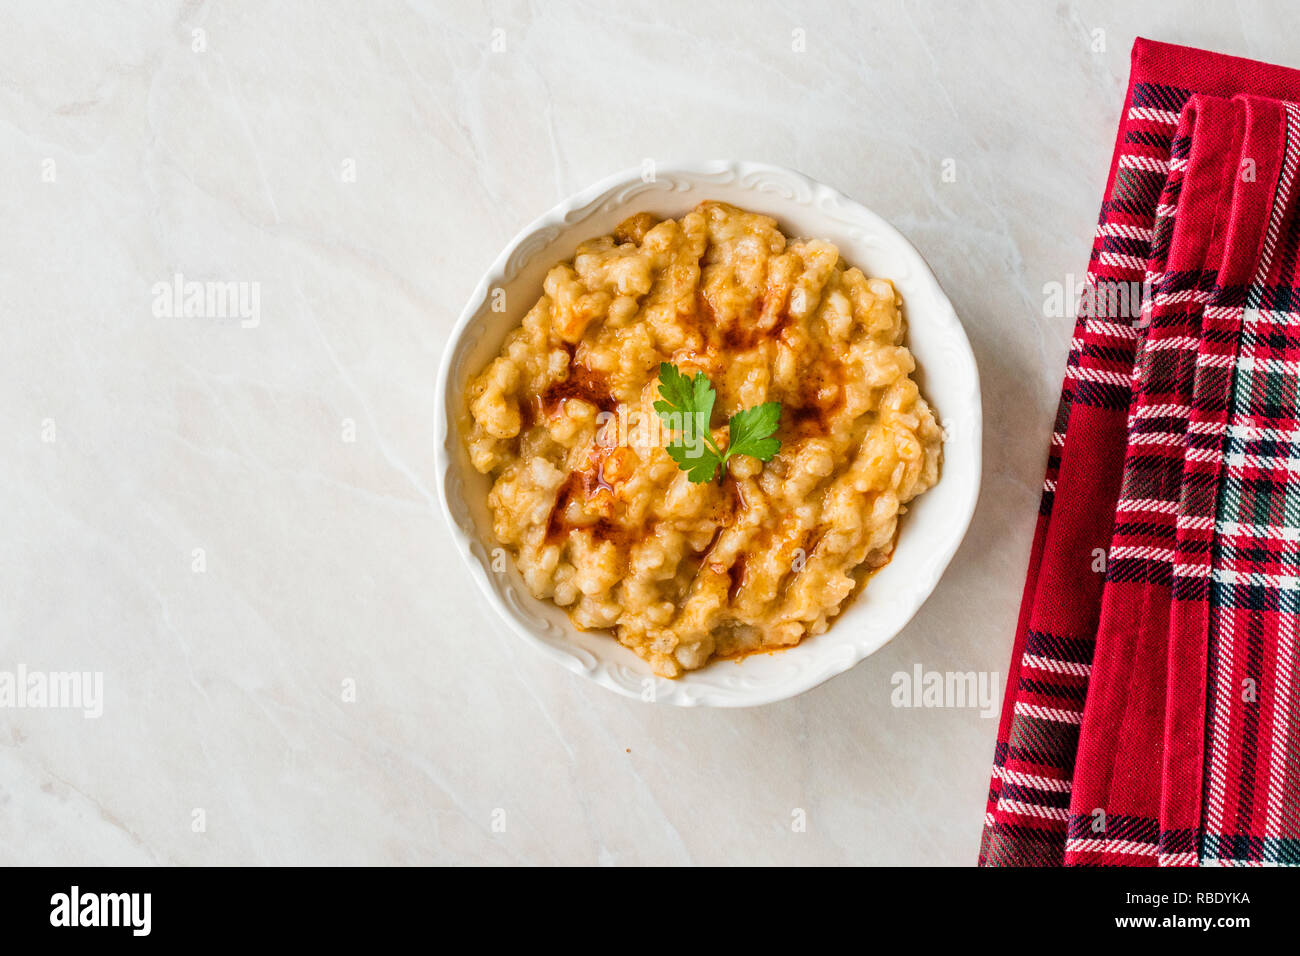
<box><xmin>653</xmin><ymin>362</ymin><xmax>782</xmax><ymax>483</ymax></box>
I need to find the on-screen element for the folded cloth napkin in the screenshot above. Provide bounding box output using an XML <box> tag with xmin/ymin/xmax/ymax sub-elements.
<box><xmin>981</xmin><ymin>37</ymin><xmax>1300</xmax><ymax>867</ymax></box>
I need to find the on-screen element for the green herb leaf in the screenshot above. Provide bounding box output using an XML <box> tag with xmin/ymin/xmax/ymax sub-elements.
<box><xmin>726</xmin><ymin>401</ymin><xmax>783</xmax><ymax>462</ymax></box>
<box><xmin>654</xmin><ymin>362</ymin><xmax>782</xmax><ymax>484</ymax></box>
<box><xmin>652</xmin><ymin>361</ymin><xmax>714</xmax><ymax>430</ymax></box>
<box><xmin>665</xmin><ymin>440</ymin><xmax>724</xmax><ymax>483</ymax></box>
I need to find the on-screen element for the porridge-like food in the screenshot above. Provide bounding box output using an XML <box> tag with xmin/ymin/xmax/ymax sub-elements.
<box><xmin>464</xmin><ymin>201</ymin><xmax>942</xmax><ymax>677</ymax></box>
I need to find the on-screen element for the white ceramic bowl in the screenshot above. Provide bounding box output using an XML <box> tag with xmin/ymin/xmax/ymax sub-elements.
<box><xmin>436</xmin><ymin>161</ymin><xmax>981</xmax><ymax>707</ymax></box>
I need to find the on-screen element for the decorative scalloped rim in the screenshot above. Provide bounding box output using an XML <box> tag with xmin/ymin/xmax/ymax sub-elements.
<box><xmin>435</xmin><ymin>161</ymin><xmax>982</xmax><ymax>707</ymax></box>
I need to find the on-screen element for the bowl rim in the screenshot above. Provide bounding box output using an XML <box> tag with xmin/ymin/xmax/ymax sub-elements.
<box><xmin>434</xmin><ymin>159</ymin><xmax>982</xmax><ymax>707</ymax></box>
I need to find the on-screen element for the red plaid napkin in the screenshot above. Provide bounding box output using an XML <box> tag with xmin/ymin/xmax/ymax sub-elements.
<box><xmin>981</xmin><ymin>37</ymin><xmax>1300</xmax><ymax>866</ymax></box>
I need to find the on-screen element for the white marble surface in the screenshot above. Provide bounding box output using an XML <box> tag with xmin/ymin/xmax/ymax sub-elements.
<box><xmin>0</xmin><ymin>0</ymin><xmax>1289</xmax><ymax>866</ymax></box>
